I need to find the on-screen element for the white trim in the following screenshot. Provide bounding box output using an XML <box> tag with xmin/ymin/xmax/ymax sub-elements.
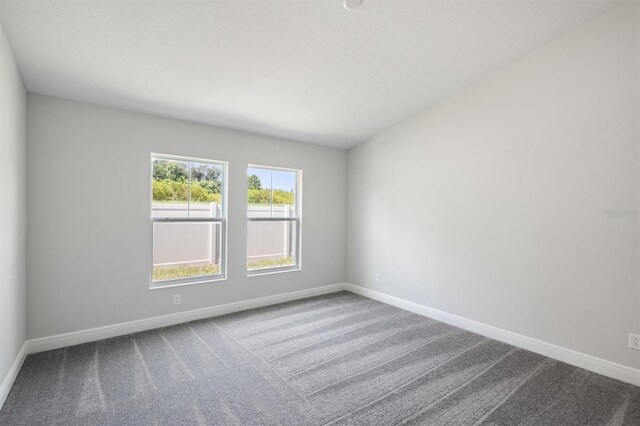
<box><xmin>26</xmin><ymin>283</ymin><xmax>347</xmax><ymax>354</ymax></box>
<box><xmin>247</xmin><ymin>267</ymin><xmax>302</xmax><ymax>278</ymax></box>
<box><xmin>148</xmin><ymin>276</ymin><xmax>227</xmax><ymax>290</ymax></box>
<box><xmin>16</xmin><ymin>281</ymin><xmax>637</xmax><ymax>404</ymax></box>
<box><xmin>0</xmin><ymin>342</ymin><xmax>27</xmax><ymax>411</ymax></box>
<box><xmin>345</xmin><ymin>283</ymin><xmax>640</xmax><ymax>387</ymax></box>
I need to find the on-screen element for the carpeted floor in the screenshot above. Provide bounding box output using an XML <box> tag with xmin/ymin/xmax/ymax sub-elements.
<box><xmin>1</xmin><ymin>291</ymin><xmax>639</xmax><ymax>425</ymax></box>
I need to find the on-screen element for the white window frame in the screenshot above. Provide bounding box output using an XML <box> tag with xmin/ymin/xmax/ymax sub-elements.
<box><xmin>150</xmin><ymin>153</ymin><xmax>228</xmax><ymax>289</ymax></box>
<box><xmin>247</xmin><ymin>164</ymin><xmax>302</xmax><ymax>276</ymax></box>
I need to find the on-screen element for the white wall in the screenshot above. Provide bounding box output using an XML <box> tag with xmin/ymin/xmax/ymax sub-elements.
<box><xmin>26</xmin><ymin>95</ymin><xmax>347</xmax><ymax>339</ymax></box>
<box><xmin>0</xmin><ymin>22</ymin><xmax>26</xmax><ymax>389</ymax></box>
<box><xmin>348</xmin><ymin>2</ymin><xmax>640</xmax><ymax>369</ymax></box>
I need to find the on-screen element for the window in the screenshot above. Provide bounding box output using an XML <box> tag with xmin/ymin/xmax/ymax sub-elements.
<box><xmin>151</xmin><ymin>154</ymin><xmax>227</xmax><ymax>287</ymax></box>
<box><xmin>247</xmin><ymin>165</ymin><xmax>301</xmax><ymax>275</ymax></box>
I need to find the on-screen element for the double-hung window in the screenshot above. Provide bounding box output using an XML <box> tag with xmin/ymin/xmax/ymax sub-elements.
<box><xmin>247</xmin><ymin>165</ymin><xmax>301</xmax><ymax>275</ymax></box>
<box><xmin>151</xmin><ymin>154</ymin><xmax>227</xmax><ymax>287</ymax></box>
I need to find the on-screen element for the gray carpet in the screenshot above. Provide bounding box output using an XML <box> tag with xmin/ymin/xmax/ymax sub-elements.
<box><xmin>1</xmin><ymin>291</ymin><xmax>639</xmax><ymax>425</ymax></box>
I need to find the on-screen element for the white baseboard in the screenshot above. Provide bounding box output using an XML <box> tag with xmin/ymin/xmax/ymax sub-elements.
<box><xmin>26</xmin><ymin>283</ymin><xmax>348</xmax><ymax>354</ymax></box>
<box><xmin>16</xmin><ymin>281</ymin><xmax>639</xmax><ymax>396</ymax></box>
<box><xmin>0</xmin><ymin>342</ymin><xmax>27</xmax><ymax>411</ymax></box>
<box><xmin>345</xmin><ymin>283</ymin><xmax>640</xmax><ymax>387</ymax></box>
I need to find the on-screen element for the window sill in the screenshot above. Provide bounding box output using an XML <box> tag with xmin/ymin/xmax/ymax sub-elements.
<box><xmin>247</xmin><ymin>267</ymin><xmax>301</xmax><ymax>278</ymax></box>
<box><xmin>149</xmin><ymin>276</ymin><xmax>226</xmax><ymax>290</ymax></box>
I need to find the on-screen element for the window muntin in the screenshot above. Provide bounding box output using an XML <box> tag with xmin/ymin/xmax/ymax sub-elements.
<box><xmin>247</xmin><ymin>165</ymin><xmax>301</xmax><ymax>274</ymax></box>
<box><xmin>151</xmin><ymin>155</ymin><xmax>226</xmax><ymax>286</ymax></box>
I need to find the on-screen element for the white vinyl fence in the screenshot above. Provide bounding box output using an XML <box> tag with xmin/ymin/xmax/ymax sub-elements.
<box><xmin>247</xmin><ymin>205</ymin><xmax>295</xmax><ymax>263</ymax></box>
<box><xmin>152</xmin><ymin>203</ymin><xmax>294</xmax><ymax>269</ymax></box>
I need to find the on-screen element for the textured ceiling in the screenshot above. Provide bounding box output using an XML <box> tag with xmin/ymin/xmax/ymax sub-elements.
<box><xmin>0</xmin><ymin>0</ymin><xmax>622</xmax><ymax>148</ymax></box>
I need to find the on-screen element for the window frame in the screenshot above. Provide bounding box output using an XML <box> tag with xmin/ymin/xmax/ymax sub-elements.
<box><xmin>247</xmin><ymin>164</ymin><xmax>302</xmax><ymax>277</ymax></box>
<box><xmin>149</xmin><ymin>153</ymin><xmax>228</xmax><ymax>289</ymax></box>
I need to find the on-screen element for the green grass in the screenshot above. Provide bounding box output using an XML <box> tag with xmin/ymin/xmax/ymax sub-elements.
<box><xmin>248</xmin><ymin>257</ymin><xmax>294</xmax><ymax>270</ymax></box>
<box><xmin>153</xmin><ymin>264</ymin><xmax>220</xmax><ymax>281</ymax></box>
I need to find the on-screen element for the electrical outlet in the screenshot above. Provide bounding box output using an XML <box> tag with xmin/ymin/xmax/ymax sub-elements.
<box><xmin>375</xmin><ymin>273</ymin><xmax>380</xmax><ymax>283</ymax></box>
<box><xmin>173</xmin><ymin>294</ymin><xmax>181</xmax><ymax>306</ymax></box>
<box><xmin>629</xmin><ymin>333</ymin><xmax>640</xmax><ymax>351</ymax></box>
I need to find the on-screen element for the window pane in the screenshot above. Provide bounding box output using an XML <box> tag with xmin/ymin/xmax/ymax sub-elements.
<box><xmin>272</xmin><ymin>170</ymin><xmax>296</xmax><ymax>215</ymax></box>
<box><xmin>152</xmin><ymin>158</ymin><xmax>189</xmax><ymax>218</ymax></box>
<box><xmin>247</xmin><ymin>167</ymin><xmax>272</xmax><ymax>216</ymax></box>
<box><xmin>153</xmin><ymin>221</ymin><xmax>221</xmax><ymax>282</ymax></box>
<box><xmin>247</xmin><ymin>220</ymin><xmax>296</xmax><ymax>271</ymax></box>
<box><xmin>247</xmin><ymin>167</ymin><xmax>296</xmax><ymax>218</ymax></box>
<box><xmin>189</xmin><ymin>161</ymin><xmax>223</xmax><ymax>218</ymax></box>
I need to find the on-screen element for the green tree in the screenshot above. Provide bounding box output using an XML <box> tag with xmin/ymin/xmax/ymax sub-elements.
<box><xmin>153</xmin><ymin>160</ymin><xmax>187</xmax><ymax>182</ymax></box>
<box><xmin>191</xmin><ymin>164</ymin><xmax>222</xmax><ymax>194</ymax></box>
<box><xmin>247</xmin><ymin>174</ymin><xmax>262</xmax><ymax>190</ymax></box>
